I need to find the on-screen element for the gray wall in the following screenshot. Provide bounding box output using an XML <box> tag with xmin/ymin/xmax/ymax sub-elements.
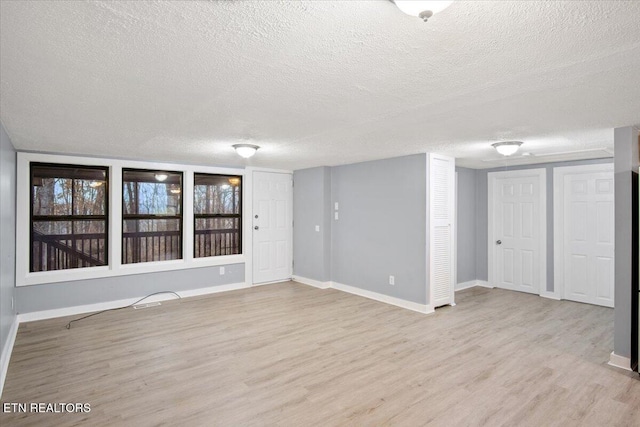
<box><xmin>0</xmin><ymin>123</ymin><xmax>17</xmax><ymax>355</ymax></box>
<box><xmin>473</xmin><ymin>158</ymin><xmax>613</xmax><ymax>291</ymax></box>
<box><xmin>292</xmin><ymin>167</ymin><xmax>331</xmax><ymax>282</ymax></box>
<box><xmin>456</xmin><ymin>167</ymin><xmax>477</xmax><ymax>284</ymax></box>
<box><xmin>331</xmin><ymin>154</ymin><xmax>427</xmax><ymax>304</ymax></box>
<box><xmin>16</xmin><ymin>263</ymin><xmax>244</xmax><ymax>313</ymax></box>
<box><xmin>613</xmin><ymin>126</ymin><xmax>640</xmax><ymax>359</ymax></box>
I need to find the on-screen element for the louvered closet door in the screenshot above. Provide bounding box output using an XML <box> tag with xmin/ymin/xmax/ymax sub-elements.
<box><xmin>429</xmin><ymin>154</ymin><xmax>455</xmax><ymax>308</ymax></box>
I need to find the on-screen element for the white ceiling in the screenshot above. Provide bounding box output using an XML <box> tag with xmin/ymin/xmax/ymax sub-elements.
<box><xmin>1</xmin><ymin>1</ymin><xmax>639</xmax><ymax>170</ymax></box>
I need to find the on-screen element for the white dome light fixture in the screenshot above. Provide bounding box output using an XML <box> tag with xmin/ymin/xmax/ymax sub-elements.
<box><xmin>392</xmin><ymin>1</ymin><xmax>454</xmax><ymax>22</ymax></box>
<box><xmin>233</xmin><ymin>144</ymin><xmax>260</xmax><ymax>159</ymax></box>
<box><xmin>492</xmin><ymin>141</ymin><xmax>523</xmax><ymax>157</ymax></box>
<box><xmin>154</xmin><ymin>173</ymin><xmax>168</xmax><ymax>182</ymax></box>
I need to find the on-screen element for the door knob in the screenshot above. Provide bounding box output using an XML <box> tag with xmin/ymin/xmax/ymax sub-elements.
<box><xmin>496</xmin><ymin>240</ymin><xmax>502</xmax><ymax>245</ymax></box>
<box><xmin>254</xmin><ymin>226</ymin><xmax>259</xmax><ymax>230</ymax></box>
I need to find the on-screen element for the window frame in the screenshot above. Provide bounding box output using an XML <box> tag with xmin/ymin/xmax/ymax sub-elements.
<box><xmin>16</xmin><ymin>152</ymin><xmax>246</xmax><ymax>286</ymax></box>
<box><xmin>193</xmin><ymin>173</ymin><xmax>243</xmax><ymax>259</ymax></box>
<box><xmin>29</xmin><ymin>162</ymin><xmax>110</xmax><ymax>272</ymax></box>
<box><xmin>121</xmin><ymin>168</ymin><xmax>184</xmax><ymax>264</ymax></box>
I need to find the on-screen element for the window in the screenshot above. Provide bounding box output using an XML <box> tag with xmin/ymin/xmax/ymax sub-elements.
<box><xmin>30</xmin><ymin>163</ymin><xmax>108</xmax><ymax>272</ymax></box>
<box><xmin>194</xmin><ymin>174</ymin><xmax>242</xmax><ymax>258</ymax></box>
<box><xmin>122</xmin><ymin>169</ymin><xmax>183</xmax><ymax>264</ymax></box>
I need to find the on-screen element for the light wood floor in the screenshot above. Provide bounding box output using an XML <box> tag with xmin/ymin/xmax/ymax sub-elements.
<box><xmin>1</xmin><ymin>282</ymin><xmax>638</xmax><ymax>426</ymax></box>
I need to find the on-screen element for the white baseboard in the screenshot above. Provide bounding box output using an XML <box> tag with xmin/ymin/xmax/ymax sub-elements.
<box><xmin>252</xmin><ymin>279</ymin><xmax>291</xmax><ymax>287</ymax></box>
<box><xmin>0</xmin><ymin>316</ymin><xmax>19</xmax><ymax>399</ymax></box>
<box><xmin>292</xmin><ymin>276</ymin><xmax>331</xmax><ymax>289</ymax></box>
<box><xmin>455</xmin><ymin>280</ymin><xmax>480</xmax><ymax>291</ymax></box>
<box><xmin>331</xmin><ymin>281</ymin><xmax>434</xmax><ymax>314</ymax></box>
<box><xmin>476</xmin><ymin>280</ymin><xmax>494</xmax><ymax>288</ymax></box>
<box><xmin>17</xmin><ymin>282</ymin><xmax>249</xmax><ymax>323</ymax></box>
<box><xmin>608</xmin><ymin>352</ymin><xmax>632</xmax><ymax>371</ymax></box>
<box><xmin>179</xmin><ymin>282</ymin><xmax>250</xmax><ymax>297</ymax></box>
<box><xmin>455</xmin><ymin>280</ymin><xmax>495</xmax><ymax>291</ymax></box>
<box><xmin>540</xmin><ymin>291</ymin><xmax>561</xmax><ymax>301</ymax></box>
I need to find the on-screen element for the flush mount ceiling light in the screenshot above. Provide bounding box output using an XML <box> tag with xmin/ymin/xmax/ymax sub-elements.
<box><xmin>492</xmin><ymin>141</ymin><xmax>523</xmax><ymax>157</ymax></box>
<box><xmin>228</xmin><ymin>177</ymin><xmax>241</xmax><ymax>186</ymax></box>
<box><xmin>392</xmin><ymin>1</ymin><xmax>454</xmax><ymax>21</ymax></box>
<box><xmin>89</xmin><ymin>181</ymin><xmax>103</xmax><ymax>188</ymax></box>
<box><xmin>154</xmin><ymin>173</ymin><xmax>168</xmax><ymax>182</ymax></box>
<box><xmin>233</xmin><ymin>144</ymin><xmax>260</xmax><ymax>159</ymax></box>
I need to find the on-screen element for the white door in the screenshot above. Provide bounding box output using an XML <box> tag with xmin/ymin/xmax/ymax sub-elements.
<box><xmin>554</xmin><ymin>165</ymin><xmax>614</xmax><ymax>307</ymax></box>
<box><xmin>429</xmin><ymin>154</ymin><xmax>456</xmax><ymax>308</ymax></box>
<box><xmin>252</xmin><ymin>171</ymin><xmax>292</xmax><ymax>285</ymax></box>
<box><xmin>489</xmin><ymin>169</ymin><xmax>546</xmax><ymax>295</ymax></box>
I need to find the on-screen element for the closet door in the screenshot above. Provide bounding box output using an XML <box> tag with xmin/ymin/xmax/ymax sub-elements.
<box><xmin>428</xmin><ymin>154</ymin><xmax>455</xmax><ymax>308</ymax></box>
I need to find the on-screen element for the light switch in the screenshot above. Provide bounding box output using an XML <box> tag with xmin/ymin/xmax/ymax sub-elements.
<box><xmin>334</xmin><ymin>202</ymin><xmax>339</xmax><ymax>210</ymax></box>
<box><xmin>315</xmin><ymin>225</ymin><xmax>320</xmax><ymax>232</ymax></box>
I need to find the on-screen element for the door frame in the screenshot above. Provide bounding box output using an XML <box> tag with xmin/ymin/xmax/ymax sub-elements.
<box><xmin>488</xmin><ymin>168</ymin><xmax>547</xmax><ymax>295</ymax></box>
<box><xmin>244</xmin><ymin>167</ymin><xmax>293</xmax><ymax>286</ymax></box>
<box><xmin>553</xmin><ymin>163</ymin><xmax>614</xmax><ymax>303</ymax></box>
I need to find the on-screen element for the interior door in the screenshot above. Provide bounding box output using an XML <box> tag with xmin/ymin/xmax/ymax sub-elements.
<box><xmin>252</xmin><ymin>171</ymin><xmax>292</xmax><ymax>285</ymax></box>
<box><xmin>490</xmin><ymin>170</ymin><xmax>545</xmax><ymax>295</ymax></box>
<box><xmin>559</xmin><ymin>166</ymin><xmax>615</xmax><ymax>307</ymax></box>
<box><xmin>429</xmin><ymin>154</ymin><xmax>455</xmax><ymax>308</ymax></box>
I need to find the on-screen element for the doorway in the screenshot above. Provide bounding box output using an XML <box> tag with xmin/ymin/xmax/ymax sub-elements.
<box><xmin>488</xmin><ymin>169</ymin><xmax>546</xmax><ymax>295</ymax></box>
<box><xmin>252</xmin><ymin>171</ymin><xmax>292</xmax><ymax>285</ymax></box>
<box><xmin>554</xmin><ymin>164</ymin><xmax>615</xmax><ymax>307</ymax></box>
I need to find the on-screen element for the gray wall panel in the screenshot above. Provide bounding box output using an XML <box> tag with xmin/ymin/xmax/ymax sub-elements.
<box><xmin>292</xmin><ymin>167</ymin><xmax>330</xmax><ymax>282</ymax></box>
<box><xmin>331</xmin><ymin>154</ymin><xmax>427</xmax><ymax>304</ymax></box>
<box><xmin>456</xmin><ymin>167</ymin><xmax>477</xmax><ymax>284</ymax></box>
<box><xmin>16</xmin><ymin>263</ymin><xmax>244</xmax><ymax>313</ymax></box>
<box><xmin>0</xmin><ymin>123</ymin><xmax>17</xmax><ymax>355</ymax></box>
<box><xmin>613</xmin><ymin>126</ymin><xmax>640</xmax><ymax>359</ymax></box>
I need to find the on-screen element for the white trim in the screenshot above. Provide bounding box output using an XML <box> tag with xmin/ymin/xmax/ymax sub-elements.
<box><xmin>0</xmin><ymin>317</ymin><xmax>19</xmax><ymax>399</ymax></box>
<box><xmin>249</xmin><ymin>169</ymin><xmax>293</xmax><ymax>285</ymax></box>
<box><xmin>16</xmin><ymin>152</ymin><xmax>248</xmax><ymax>286</ymax></box>
<box><xmin>331</xmin><ymin>281</ymin><xmax>434</xmax><ymax>314</ymax></box>
<box><xmin>17</xmin><ymin>282</ymin><xmax>249</xmax><ymax>323</ymax></box>
<box><xmin>427</xmin><ymin>153</ymin><xmax>456</xmax><ymax>308</ymax></box>
<box><xmin>243</xmin><ymin>168</ymin><xmax>254</xmax><ymax>287</ymax></box>
<box><xmin>553</xmin><ymin>163</ymin><xmax>614</xmax><ymax>305</ymax></box>
<box><xmin>455</xmin><ymin>280</ymin><xmax>480</xmax><ymax>291</ymax></box>
<box><xmin>245</xmin><ymin>166</ymin><xmax>292</xmax><ymax>174</ymax></box>
<box><xmin>488</xmin><ymin>168</ymin><xmax>547</xmax><ymax>296</ymax></box>
<box><xmin>292</xmin><ymin>276</ymin><xmax>331</xmax><ymax>289</ymax></box>
<box><xmin>539</xmin><ymin>292</ymin><xmax>561</xmax><ymax>301</ymax></box>
<box><xmin>608</xmin><ymin>352</ymin><xmax>632</xmax><ymax>371</ymax></box>
<box><xmin>454</xmin><ymin>171</ymin><xmax>458</xmax><ymax>295</ymax></box>
<box><xmin>476</xmin><ymin>280</ymin><xmax>494</xmax><ymax>288</ymax></box>
<box><xmin>251</xmin><ymin>279</ymin><xmax>290</xmax><ymax>287</ymax></box>
<box><xmin>455</xmin><ymin>280</ymin><xmax>496</xmax><ymax>291</ymax></box>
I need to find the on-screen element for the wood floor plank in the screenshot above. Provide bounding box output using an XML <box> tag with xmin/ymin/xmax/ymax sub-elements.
<box><xmin>0</xmin><ymin>283</ymin><xmax>638</xmax><ymax>426</ymax></box>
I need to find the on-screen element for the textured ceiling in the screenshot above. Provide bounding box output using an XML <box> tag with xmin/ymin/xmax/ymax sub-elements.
<box><xmin>1</xmin><ymin>1</ymin><xmax>639</xmax><ymax>170</ymax></box>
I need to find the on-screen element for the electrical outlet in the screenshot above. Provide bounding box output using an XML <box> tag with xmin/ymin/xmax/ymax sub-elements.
<box><xmin>334</xmin><ymin>212</ymin><xmax>339</xmax><ymax>220</ymax></box>
<box><xmin>315</xmin><ymin>225</ymin><xmax>320</xmax><ymax>232</ymax></box>
<box><xmin>219</xmin><ymin>266</ymin><xmax>225</xmax><ymax>275</ymax></box>
<box><xmin>389</xmin><ymin>276</ymin><xmax>395</xmax><ymax>286</ymax></box>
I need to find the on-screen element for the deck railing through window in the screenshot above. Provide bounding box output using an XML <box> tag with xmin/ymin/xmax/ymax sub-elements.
<box><xmin>33</xmin><ymin>228</ymin><xmax>241</xmax><ymax>270</ymax></box>
<box><xmin>121</xmin><ymin>228</ymin><xmax>241</xmax><ymax>262</ymax></box>
<box><xmin>32</xmin><ymin>230</ymin><xmax>106</xmax><ymax>271</ymax></box>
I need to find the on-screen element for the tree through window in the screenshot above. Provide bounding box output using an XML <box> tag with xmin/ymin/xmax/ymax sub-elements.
<box><xmin>122</xmin><ymin>169</ymin><xmax>183</xmax><ymax>264</ymax></box>
<box><xmin>194</xmin><ymin>174</ymin><xmax>242</xmax><ymax>258</ymax></box>
<box><xmin>30</xmin><ymin>163</ymin><xmax>108</xmax><ymax>272</ymax></box>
